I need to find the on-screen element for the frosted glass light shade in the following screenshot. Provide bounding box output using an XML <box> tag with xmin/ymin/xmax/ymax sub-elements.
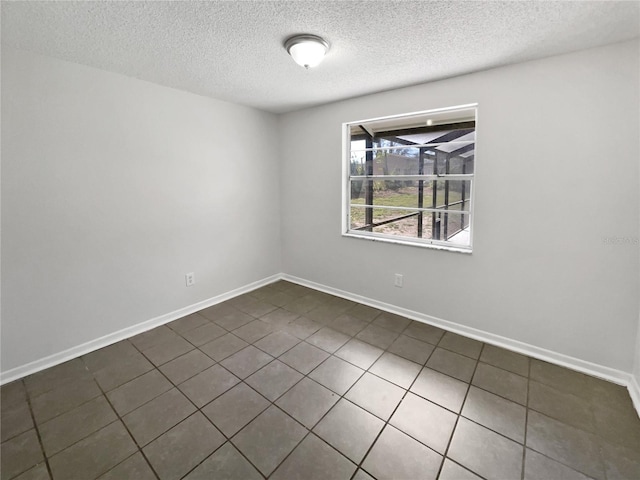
<box><xmin>285</xmin><ymin>35</ymin><xmax>329</xmax><ymax>69</ymax></box>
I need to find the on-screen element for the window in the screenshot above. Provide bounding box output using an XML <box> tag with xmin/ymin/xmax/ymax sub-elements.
<box><xmin>342</xmin><ymin>105</ymin><xmax>476</xmax><ymax>251</ymax></box>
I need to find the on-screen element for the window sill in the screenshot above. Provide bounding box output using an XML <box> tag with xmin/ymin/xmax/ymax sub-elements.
<box><xmin>343</xmin><ymin>231</ymin><xmax>472</xmax><ymax>253</ymax></box>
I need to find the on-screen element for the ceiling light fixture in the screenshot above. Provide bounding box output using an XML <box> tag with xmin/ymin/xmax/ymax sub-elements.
<box><xmin>284</xmin><ymin>34</ymin><xmax>329</xmax><ymax>69</ymax></box>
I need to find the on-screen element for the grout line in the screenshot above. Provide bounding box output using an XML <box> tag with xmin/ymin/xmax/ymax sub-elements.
<box><xmin>89</xmin><ymin>370</ymin><xmax>162</xmax><ymax>480</ymax></box>
<box><xmin>522</xmin><ymin>357</ymin><xmax>531</xmax><ymax>480</ymax></box>
<box><xmin>9</xmin><ymin>286</ymin><xmax>631</xmax><ymax>480</ymax></box>
<box><xmin>434</xmin><ymin>342</ymin><xmax>483</xmax><ymax>480</ymax></box>
<box><xmin>22</xmin><ymin>379</ymin><xmax>56</xmax><ymax>480</ymax></box>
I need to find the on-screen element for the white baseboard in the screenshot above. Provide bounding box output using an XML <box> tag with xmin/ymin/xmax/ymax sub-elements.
<box><xmin>3</xmin><ymin>271</ymin><xmax>640</xmax><ymax>419</ymax></box>
<box><xmin>0</xmin><ymin>274</ymin><xmax>281</xmax><ymax>385</ymax></box>
<box><xmin>629</xmin><ymin>375</ymin><xmax>640</xmax><ymax>418</ymax></box>
<box><xmin>282</xmin><ymin>274</ymin><xmax>634</xmax><ymax>388</ymax></box>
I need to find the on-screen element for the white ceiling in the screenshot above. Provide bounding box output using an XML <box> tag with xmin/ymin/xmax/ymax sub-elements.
<box><xmin>2</xmin><ymin>1</ymin><xmax>638</xmax><ymax>113</ymax></box>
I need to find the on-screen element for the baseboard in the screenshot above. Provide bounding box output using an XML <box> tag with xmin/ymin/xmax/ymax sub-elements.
<box><xmin>282</xmin><ymin>274</ymin><xmax>633</xmax><ymax>388</ymax></box>
<box><xmin>629</xmin><ymin>374</ymin><xmax>640</xmax><ymax>418</ymax></box>
<box><xmin>0</xmin><ymin>274</ymin><xmax>281</xmax><ymax>385</ymax></box>
<box><xmin>3</xmin><ymin>272</ymin><xmax>639</xmax><ymax>419</ymax></box>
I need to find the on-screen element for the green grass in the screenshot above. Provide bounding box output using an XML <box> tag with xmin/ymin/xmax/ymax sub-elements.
<box><xmin>350</xmin><ymin>186</ymin><xmax>464</xmax><ymax>227</ymax></box>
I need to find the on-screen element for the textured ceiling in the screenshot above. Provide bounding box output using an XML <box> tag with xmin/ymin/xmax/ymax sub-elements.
<box><xmin>2</xmin><ymin>1</ymin><xmax>639</xmax><ymax>113</ymax></box>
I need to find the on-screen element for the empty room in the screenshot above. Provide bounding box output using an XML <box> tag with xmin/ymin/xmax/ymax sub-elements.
<box><xmin>1</xmin><ymin>1</ymin><xmax>639</xmax><ymax>479</ymax></box>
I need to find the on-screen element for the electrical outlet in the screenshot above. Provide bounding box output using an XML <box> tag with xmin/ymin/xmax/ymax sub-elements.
<box><xmin>185</xmin><ymin>272</ymin><xmax>195</xmax><ymax>287</ymax></box>
<box><xmin>394</xmin><ymin>273</ymin><xmax>403</xmax><ymax>288</ymax></box>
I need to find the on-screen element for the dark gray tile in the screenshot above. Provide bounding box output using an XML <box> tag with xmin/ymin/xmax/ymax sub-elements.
<box><xmin>232</xmin><ymin>405</ymin><xmax>307</xmax><ymax>476</ymax></box>
<box><xmin>282</xmin><ymin>294</ymin><xmax>323</xmax><ymax>315</ymax></box>
<box><xmin>0</xmin><ymin>429</ymin><xmax>44</xmax><ymax>480</ymax></box>
<box><xmin>143</xmin><ymin>413</ymin><xmax>225</xmax><ymax>480</ymax></box>
<box><xmin>592</xmin><ymin>401</ymin><xmax>640</xmax><ymax>451</ymax></box>
<box><xmin>279</xmin><ymin>342</ymin><xmax>329</xmax><ymax>374</ymax></box>
<box><xmin>283</xmin><ymin>316</ymin><xmax>323</xmax><ymax>340</ymax></box>
<box><xmin>362</xmin><ymin>425</ymin><xmax>442</xmax><ymax>480</ymax></box>
<box><xmin>1</xmin><ymin>397</ymin><xmax>33</xmax><ymax>442</ymax></box>
<box><xmin>529</xmin><ymin>380</ymin><xmax>596</xmax><ymax>433</ymax></box>
<box><xmin>98</xmin><ymin>453</ymin><xmax>156</xmax><ymax>480</ymax></box>
<box><xmin>13</xmin><ymin>463</ymin><xmax>51</xmax><ymax>480</ymax></box>
<box><xmin>530</xmin><ymin>360</ymin><xmax>587</xmax><ymax>395</ymax></box>
<box><xmin>309</xmin><ymin>356</ymin><xmax>364</xmax><ymax>395</ymax></box>
<box><xmin>210</xmin><ymin>309</ymin><xmax>255</xmax><ymax>331</ymax></box>
<box><xmin>306</xmin><ymin>327</ymin><xmax>350</xmax><ymax>353</ymax></box>
<box><xmin>403</xmin><ymin>321</ymin><xmax>445</xmax><ymax>345</ymax></box>
<box><xmin>253</xmin><ymin>331</ymin><xmax>300</xmax><ymax>357</ymax></box>
<box><xmin>480</xmin><ymin>344</ymin><xmax>529</xmax><ymax>377</ymax></box>
<box><xmin>259</xmin><ymin>308</ymin><xmax>299</xmax><ymax>329</ymax></box>
<box><xmin>313</xmin><ymin>399</ymin><xmax>384</xmax><ymax>464</ymax></box>
<box><xmin>346</xmin><ymin>303</ymin><xmax>382</xmax><ymax>322</ymax></box>
<box><xmin>583</xmin><ymin>375</ymin><xmax>635</xmax><ymax>413</ymax></box>
<box><xmin>448</xmin><ymin>417</ymin><xmax>523</xmax><ymax>480</ymax></box>
<box><xmin>330</xmin><ymin>314</ymin><xmax>369</xmax><ymax>336</ymax></box>
<box><xmin>130</xmin><ymin>326</ymin><xmax>178</xmax><ymax>351</ymax></box>
<box><xmin>31</xmin><ymin>377</ymin><xmax>102</xmax><ymax>424</ymax></box>
<box><xmin>439</xmin><ymin>459</ymin><xmax>483</xmax><ymax>480</ymax></box>
<box><xmin>220</xmin><ymin>346</ymin><xmax>273</xmax><ymax>379</ymax></box>
<box><xmin>92</xmin><ymin>352</ymin><xmax>155</xmax><ymax>391</ymax></box>
<box><xmin>353</xmin><ymin>469</ymin><xmax>375</xmax><ymax>480</ymax></box>
<box><xmin>462</xmin><ymin>386</ymin><xmax>526</xmax><ymax>443</ymax></box>
<box><xmin>601</xmin><ymin>440</ymin><xmax>640</xmax><ymax>480</ymax></box>
<box><xmin>304</xmin><ymin>304</ymin><xmax>346</xmax><ymax>325</ymax></box>
<box><xmin>142</xmin><ymin>335</ymin><xmax>194</xmax><ymax>366</ymax></box>
<box><xmin>245</xmin><ymin>360</ymin><xmax>303</xmax><ymax>401</ymax></box>
<box><xmin>355</xmin><ymin>324</ymin><xmax>399</xmax><ymax>349</ymax></box>
<box><xmin>48</xmin><ymin>421</ymin><xmax>137</xmax><ymax>480</ymax></box>
<box><xmin>178</xmin><ymin>364</ymin><xmax>240</xmax><ymax>407</ymax></box>
<box><xmin>526</xmin><ymin>410</ymin><xmax>604</xmax><ymax>480</ymax></box>
<box><xmin>387</xmin><ymin>334</ymin><xmax>435</xmax><ymax>365</ymax></box>
<box><xmin>472</xmin><ymin>362</ymin><xmax>528</xmax><ymax>405</ymax></box>
<box><xmin>166</xmin><ymin>313</ymin><xmax>209</xmax><ymax>334</ymax></box>
<box><xmin>40</xmin><ymin>396</ymin><xmax>117</xmax><ymax>456</ymax></box>
<box><xmin>389</xmin><ymin>392</ymin><xmax>457</xmax><ymax>454</ymax></box>
<box><xmin>183</xmin><ymin>442</ymin><xmax>262</xmax><ymax>480</ymax></box>
<box><xmin>265</xmin><ymin>290</ymin><xmax>298</xmax><ymax>308</ymax></box>
<box><xmin>335</xmin><ymin>338</ymin><xmax>383</xmax><ymax>370</ymax></box>
<box><xmin>107</xmin><ymin>369</ymin><xmax>172</xmax><ymax>415</ymax></box>
<box><xmin>232</xmin><ymin>295</ymin><xmax>278</xmax><ymax>318</ymax></box>
<box><xmin>369</xmin><ymin>352</ymin><xmax>421</xmax><ymax>389</ymax></box>
<box><xmin>24</xmin><ymin>359</ymin><xmax>90</xmax><ymax>397</ymax></box>
<box><xmin>410</xmin><ymin>367</ymin><xmax>468</xmax><ymax>413</ymax></box>
<box><xmin>202</xmin><ymin>383</ymin><xmax>270</xmax><ymax>437</ymax></box>
<box><xmin>345</xmin><ymin>372</ymin><xmax>405</xmax><ymax>421</ymax></box>
<box><xmin>524</xmin><ymin>448</ymin><xmax>592</xmax><ymax>480</ymax></box>
<box><xmin>438</xmin><ymin>332</ymin><xmax>483</xmax><ymax>359</ymax></box>
<box><xmin>372</xmin><ymin>312</ymin><xmax>411</xmax><ymax>333</ymax></box>
<box><xmin>1</xmin><ymin>380</ymin><xmax>27</xmax><ymax>407</ymax></box>
<box><xmin>232</xmin><ymin>320</ymin><xmax>274</xmax><ymax>343</ymax></box>
<box><xmin>159</xmin><ymin>349</ymin><xmax>215</xmax><ymax>385</ymax></box>
<box><xmin>199</xmin><ymin>333</ymin><xmax>248</xmax><ymax>362</ymax></box>
<box><xmin>271</xmin><ymin>434</ymin><xmax>356</xmax><ymax>480</ymax></box>
<box><xmin>426</xmin><ymin>348</ymin><xmax>477</xmax><ymax>383</ymax></box>
<box><xmin>276</xmin><ymin>378</ymin><xmax>338</xmax><ymax>428</ymax></box>
<box><xmin>123</xmin><ymin>388</ymin><xmax>196</xmax><ymax>446</ymax></box>
<box><xmin>180</xmin><ymin>322</ymin><xmax>227</xmax><ymax>346</ymax></box>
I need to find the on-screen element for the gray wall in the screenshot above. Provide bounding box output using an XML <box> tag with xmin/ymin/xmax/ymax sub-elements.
<box><xmin>1</xmin><ymin>48</ymin><xmax>282</xmax><ymax>372</ymax></box>
<box><xmin>279</xmin><ymin>40</ymin><xmax>640</xmax><ymax>372</ymax></box>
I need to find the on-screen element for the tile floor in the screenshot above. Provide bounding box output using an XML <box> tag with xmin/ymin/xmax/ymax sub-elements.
<box><xmin>2</xmin><ymin>280</ymin><xmax>640</xmax><ymax>480</ymax></box>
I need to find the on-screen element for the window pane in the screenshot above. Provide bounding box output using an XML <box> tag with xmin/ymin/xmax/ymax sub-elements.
<box><xmin>350</xmin><ymin>180</ymin><xmax>434</xmax><ymax>209</ymax></box>
<box><xmin>345</xmin><ymin>105</ymin><xmax>475</xmax><ymax>250</ymax></box>
<box><xmin>430</xmin><ymin>180</ymin><xmax>471</xmax><ymax>209</ymax></box>
<box><xmin>370</xmin><ymin>147</ymin><xmax>430</xmax><ymax>176</ymax></box>
<box><xmin>444</xmin><ymin>212</ymin><xmax>471</xmax><ymax>246</ymax></box>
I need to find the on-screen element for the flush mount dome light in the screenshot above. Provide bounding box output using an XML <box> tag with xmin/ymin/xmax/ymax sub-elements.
<box><xmin>284</xmin><ymin>34</ymin><xmax>329</xmax><ymax>69</ymax></box>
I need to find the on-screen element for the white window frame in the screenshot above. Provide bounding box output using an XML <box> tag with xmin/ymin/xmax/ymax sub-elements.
<box><xmin>341</xmin><ymin>104</ymin><xmax>477</xmax><ymax>252</ymax></box>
